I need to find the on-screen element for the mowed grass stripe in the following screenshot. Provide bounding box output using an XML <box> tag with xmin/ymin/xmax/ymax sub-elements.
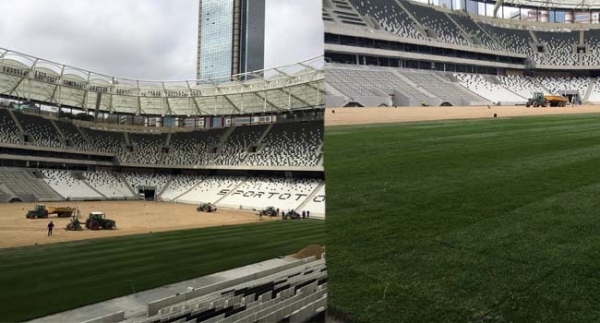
<box><xmin>0</xmin><ymin>221</ymin><xmax>324</xmax><ymax>280</ymax></box>
<box><xmin>326</xmin><ymin>114</ymin><xmax>600</xmax><ymax>323</ymax></box>
<box><xmin>0</xmin><ymin>220</ymin><xmax>321</xmax><ymax>267</ymax></box>
<box><xmin>0</xmin><ymin>220</ymin><xmax>324</xmax><ymax>322</ymax></box>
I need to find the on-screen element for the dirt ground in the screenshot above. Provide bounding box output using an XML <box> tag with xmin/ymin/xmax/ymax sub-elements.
<box><xmin>325</xmin><ymin>105</ymin><xmax>600</xmax><ymax>126</ymax></box>
<box><xmin>0</xmin><ymin>201</ymin><xmax>277</xmax><ymax>249</ymax></box>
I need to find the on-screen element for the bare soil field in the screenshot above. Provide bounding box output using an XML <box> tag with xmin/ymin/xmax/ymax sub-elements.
<box><xmin>325</xmin><ymin>105</ymin><xmax>600</xmax><ymax>126</ymax></box>
<box><xmin>0</xmin><ymin>201</ymin><xmax>277</xmax><ymax>249</ymax></box>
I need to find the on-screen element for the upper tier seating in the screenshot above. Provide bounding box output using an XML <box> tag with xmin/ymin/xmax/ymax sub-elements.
<box><xmin>449</xmin><ymin>13</ymin><xmax>503</xmax><ymax>51</ymax></box>
<box><xmin>583</xmin><ymin>29</ymin><xmax>600</xmax><ymax>66</ymax></box>
<box><xmin>54</xmin><ymin>119</ymin><xmax>92</xmax><ymax>151</ymax></box>
<box><xmin>0</xmin><ymin>109</ymin><xmax>322</xmax><ymax>168</ymax></box>
<box><xmin>347</xmin><ymin>0</ymin><xmax>424</xmax><ymax>39</ymax></box>
<box><xmin>121</xmin><ymin>132</ymin><xmax>168</xmax><ymax>165</ymax></box>
<box><xmin>400</xmin><ymin>0</ymin><xmax>469</xmax><ymax>46</ymax></box>
<box><xmin>478</xmin><ymin>24</ymin><xmax>534</xmax><ymax>55</ymax></box>
<box><xmin>211</xmin><ymin>125</ymin><xmax>268</xmax><ymax>166</ymax></box>
<box><xmin>0</xmin><ymin>109</ymin><xmax>21</xmax><ymax>145</ymax></box>
<box><xmin>82</xmin><ymin>127</ymin><xmax>125</xmax><ymax>154</ymax></box>
<box><xmin>14</xmin><ymin>111</ymin><xmax>62</xmax><ymax>148</ymax></box>
<box><xmin>246</xmin><ymin>121</ymin><xmax>323</xmax><ymax>167</ymax></box>
<box><xmin>165</xmin><ymin>129</ymin><xmax>224</xmax><ymax>166</ymax></box>
<box><xmin>534</xmin><ymin>31</ymin><xmax>578</xmax><ymax>66</ymax></box>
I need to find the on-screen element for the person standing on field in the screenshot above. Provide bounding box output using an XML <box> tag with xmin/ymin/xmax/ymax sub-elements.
<box><xmin>47</xmin><ymin>221</ymin><xmax>55</xmax><ymax>236</ymax></box>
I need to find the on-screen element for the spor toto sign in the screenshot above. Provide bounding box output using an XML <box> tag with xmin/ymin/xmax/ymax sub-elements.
<box><xmin>217</xmin><ymin>189</ymin><xmax>325</xmax><ymax>203</ymax></box>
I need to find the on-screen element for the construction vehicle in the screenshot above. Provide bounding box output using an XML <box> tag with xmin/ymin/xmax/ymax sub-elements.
<box><xmin>526</xmin><ymin>92</ymin><xmax>568</xmax><ymax>107</ymax></box>
<box><xmin>85</xmin><ymin>212</ymin><xmax>116</xmax><ymax>230</ymax></box>
<box><xmin>284</xmin><ymin>210</ymin><xmax>301</xmax><ymax>220</ymax></box>
<box><xmin>26</xmin><ymin>204</ymin><xmax>76</xmax><ymax>219</ymax></box>
<box><xmin>65</xmin><ymin>209</ymin><xmax>83</xmax><ymax>231</ymax></box>
<box><xmin>258</xmin><ymin>206</ymin><xmax>278</xmax><ymax>217</ymax></box>
<box><xmin>26</xmin><ymin>204</ymin><xmax>49</xmax><ymax>219</ymax></box>
<box><xmin>197</xmin><ymin>203</ymin><xmax>217</xmax><ymax>213</ymax></box>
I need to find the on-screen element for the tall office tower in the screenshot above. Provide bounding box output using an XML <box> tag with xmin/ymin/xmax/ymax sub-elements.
<box><xmin>197</xmin><ymin>0</ymin><xmax>266</xmax><ymax>81</ymax></box>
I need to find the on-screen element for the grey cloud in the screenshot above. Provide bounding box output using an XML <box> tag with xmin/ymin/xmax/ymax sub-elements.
<box><xmin>0</xmin><ymin>0</ymin><xmax>322</xmax><ymax>81</ymax></box>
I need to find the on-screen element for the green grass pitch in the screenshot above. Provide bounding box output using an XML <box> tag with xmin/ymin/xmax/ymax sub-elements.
<box><xmin>0</xmin><ymin>220</ymin><xmax>324</xmax><ymax>322</ymax></box>
<box><xmin>325</xmin><ymin>114</ymin><xmax>600</xmax><ymax>323</ymax></box>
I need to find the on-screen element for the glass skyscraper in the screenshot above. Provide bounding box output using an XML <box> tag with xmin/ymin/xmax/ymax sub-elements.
<box><xmin>197</xmin><ymin>0</ymin><xmax>266</xmax><ymax>81</ymax></box>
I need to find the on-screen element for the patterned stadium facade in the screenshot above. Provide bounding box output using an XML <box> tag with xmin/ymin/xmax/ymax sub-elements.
<box><xmin>324</xmin><ymin>0</ymin><xmax>600</xmax><ymax>107</ymax></box>
<box><xmin>0</xmin><ymin>48</ymin><xmax>326</xmax><ymax>218</ymax></box>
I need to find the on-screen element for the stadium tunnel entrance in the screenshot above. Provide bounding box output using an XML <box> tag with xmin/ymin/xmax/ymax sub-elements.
<box><xmin>138</xmin><ymin>186</ymin><xmax>156</xmax><ymax>201</ymax></box>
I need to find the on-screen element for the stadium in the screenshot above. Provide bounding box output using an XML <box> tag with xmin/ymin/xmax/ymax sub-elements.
<box><xmin>324</xmin><ymin>0</ymin><xmax>600</xmax><ymax>108</ymax></box>
<box><xmin>324</xmin><ymin>0</ymin><xmax>600</xmax><ymax>322</ymax></box>
<box><xmin>0</xmin><ymin>47</ymin><xmax>327</xmax><ymax>323</ymax></box>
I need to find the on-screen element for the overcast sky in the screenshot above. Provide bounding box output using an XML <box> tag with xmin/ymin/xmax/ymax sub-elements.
<box><xmin>0</xmin><ymin>0</ymin><xmax>323</xmax><ymax>81</ymax></box>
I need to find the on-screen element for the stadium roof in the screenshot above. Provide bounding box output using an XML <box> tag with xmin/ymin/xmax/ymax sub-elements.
<box><xmin>0</xmin><ymin>47</ymin><xmax>324</xmax><ymax>116</ymax></box>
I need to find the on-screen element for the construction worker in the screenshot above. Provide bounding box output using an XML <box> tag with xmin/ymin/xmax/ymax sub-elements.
<box><xmin>47</xmin><ymin>221</ymin><xmax>55</xmax><ymax>236</ymax></box>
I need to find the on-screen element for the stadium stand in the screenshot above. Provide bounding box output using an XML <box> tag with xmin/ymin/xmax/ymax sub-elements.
<box><xmin>211</xmin><ymin>125</ymin><xmax>269</xmax><ymax>166</ymax></box>
<box><xmin>0</xmin><ymin>168</ymin><xmax>62</xmax><ymax>202</ymax></box>
<box><xmin>454</xmin><ymin>73</ymin><xmax>526</xmax><ymax>105</ymax></box>
<box><xmin>498</xmin><ymin>75</ymin><xmax>541</xmax><ymax>99</ymax></box>
<box><xmin>246</xmin><ymin>121</ymin><xmax>323</xmax><ymax>167</ymax></box>
<box><xmin>122</xmin><ymin>132</ymin><xmax>168</xmax><ymax>165</ymax></box>
<box><xmin>346</xmin><ymin>0</ymin><xmax>424</xmax><ymax>39</ymax></box>
<box><xmin>0</xmin><ymin>109</ymin><xmax>322</xmax><ymax>167</ymax></box>
<box><xmin>448</xmin><ymin>13</ymin><xmax>503</xmax><ymax>51</ymax></box>
<box><xmin>165</xmin><ymin>129</ymin><xmax>225</xmax><ymax>166</ymax></box>
<box><xmin>534</xmin><ymin>31</ymin><xmax>578</xmax><ymax>66</ymax></box>
<box><xmin>122</xmin><ymin>172</ymin><xmax>171</xmax><ymax>196</ymax></box>
<box><xmin>582</xmin><ymin>29</ymin><xmax>600</xmax><ymax>66</ymax></box>
<box><xmin>54</xmin><ymin>119</ymin><xmax>92</xmax><ymax>151</ymax></box>
<box><xmin>81</xmin><ymin>127</ymin><xmax>125</xmax><ymax>154</ymax></box>
<box><xmin>42</xmin><ymin>170</ymin><xmax>104</xmax><ymax>200</ymax></box>
<box><xmin>0</xmin><ymin>109</ymin><xmax>21</xmax><ymax>145</ymax></box>
<box><xmin>176</xmin><ymin>176</ymin><xmax>246</xmax><ymax>205</ymax></box>
<box><xmin>83</xmin><ymin>171</ymin><xmax>135</xmax><ymax>200</ymax></box>
<box><xmin>587</xmin><ymin>78</ymin><xmax>600</xmax><ymax>103</ymax></box>
<box><xmin>87</xmin><ymin>256</ymin><xmax>327</xmax><ymax>323</ymax></box>
<box><xmin>13</xmin><ymin>111</ymin><xmax>63</xmax><ymax>148</ymax></box>
<box><xmin>218</xmin><ymin>177</ymin><xmax>321</xmax><ymax>211</ymax></box>
<box><xmin>400</xmin><ymin>0</ymin><xmax>469</xmax><ymax>45</ymax></box>
<box><xmin>159</xmin><ymin>174</ymin><xmax>200</xmax><ymax>201</ymax></box>
<box><xmin>477</xmin><ymin>24</ymin><xmax>535</xmax><ymax>55</ymax></box>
